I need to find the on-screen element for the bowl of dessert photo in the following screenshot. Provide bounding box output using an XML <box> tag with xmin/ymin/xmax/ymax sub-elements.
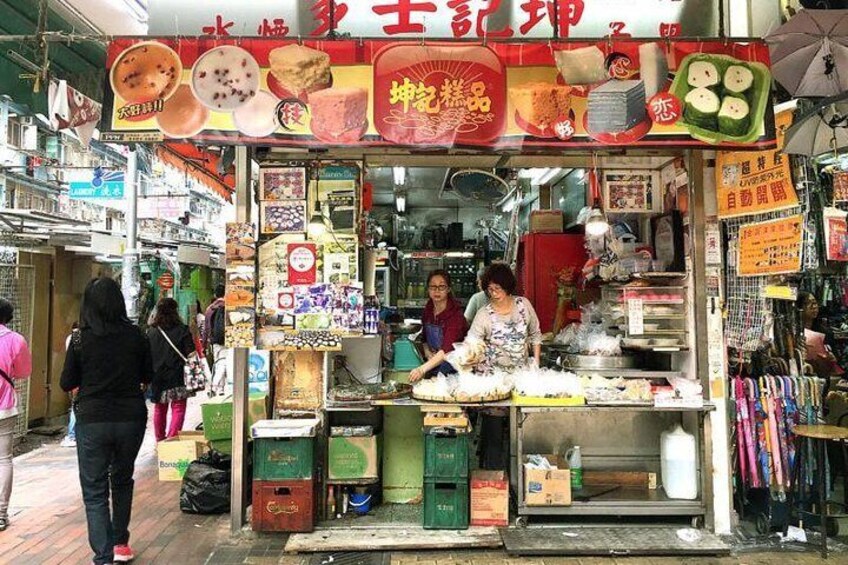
<box><xmin>110</xmin><ymin>41</ymin><xmax>183</xmax><ymax>104</ymax></box>
<box><xmin>155</xmin><ymin>84</ymin><xmax>209</xmax><ymax>138</ymax></box>
<box><xmin>190</xmin><ymin>45</ymin><xmax>260</xmax><ymax>112</ymax></box>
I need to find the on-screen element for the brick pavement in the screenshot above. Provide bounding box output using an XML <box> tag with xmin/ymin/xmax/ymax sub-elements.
<box><xmin>0</xmin><ymin>399</ymin><xmax>843</xmax><ymax>564</ymax></box>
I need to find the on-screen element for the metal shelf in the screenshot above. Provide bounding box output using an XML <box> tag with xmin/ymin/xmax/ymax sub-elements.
<box><xmin>519</xmin><ymin>404</ymin><xmax>714</xmax><ymax>413</ymax></box>
<box><xmin>518</xmin><ymin>487</ymin><xmax>705</xmax><ymax>516</ymax></box>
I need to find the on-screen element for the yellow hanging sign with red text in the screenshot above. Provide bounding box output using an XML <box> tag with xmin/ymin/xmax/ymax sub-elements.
<box><xmin>717</xmin><ymin>110</ymin><xmax>796</xmax><ymax>219</ymax></box>
<box><xmin>737</xmin><ymin>215</ymin><xmax>803</xmax><ymax>277</ymax></box>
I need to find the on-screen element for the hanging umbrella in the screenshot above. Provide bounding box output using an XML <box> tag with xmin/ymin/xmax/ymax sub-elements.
<box><xmin>782</xmin><ymin>91</ymin><xmax>848</xmax><ymax>155</ymax></box>
<box><xmin>765</xmin><ymin>9</ymin><xmax>848</xmax><ymax>98</ymax></box>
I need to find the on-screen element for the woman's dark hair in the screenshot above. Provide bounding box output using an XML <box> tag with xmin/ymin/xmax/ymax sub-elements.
<box><xmin>481</xmin><ymin>263</ymin><xmax>517</xmax><ymax>296</ymax></box>
<box><xmin>152</xmin><ymin>297</ymin><xmax>182</xmax><ymax>329</ymax></box>
<box><xmin>80</xmin><ymin>277</ymin><xmax>131</xmax><ymax>335</ymax></box>
<box><xmin>0</xmin><ymin>298</ymin><xmax>13</xmax><ymax>325</ymax></box>
<box><xmin>797</xmin><ymin>291</ymin><xmax>816</xmax><ymax>310</ymax></box>
<box><xmin>427</xmin><ymin>269</ymin><xmax>452</xmax><ymax>289</ymax></box>
<box><xmin>214</xmin><ymin>284</ymin><xmax>225</xmax><ymax>299</ymax></box>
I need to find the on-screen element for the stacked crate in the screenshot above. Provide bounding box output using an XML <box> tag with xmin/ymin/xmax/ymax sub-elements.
<box><xmin>251</xmin><ymin>420</ymin><xmax>318</xmax><ymax>533</ymax></box>
<box><xmin>423</xmin><ymin>432</ymin><xmax>469</xmax><ymax>529</ymax></box>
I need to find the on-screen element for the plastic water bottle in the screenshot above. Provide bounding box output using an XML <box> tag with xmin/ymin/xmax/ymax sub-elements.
<box><xmin>566</xmin><ymin>445</ymin><xmax>583</xmax><ymax>490</ymax></box>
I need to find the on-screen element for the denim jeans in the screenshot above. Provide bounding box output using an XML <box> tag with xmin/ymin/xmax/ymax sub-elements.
<box><xmin>76</xmin><ymin>419</ymin><xmax>145</xmax><ymax>565</ymax></box>
<box><xmin>67</xmin><ymin>407</ymin><xmax>76</xmax><ymax>440</ymax></box>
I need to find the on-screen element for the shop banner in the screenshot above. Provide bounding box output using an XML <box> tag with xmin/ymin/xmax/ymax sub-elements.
<box><xmin>824</xmin><ymin>207</ymin><xmax>848</xmax><ymax>262</ymax></box>
<box><xmin>717</xmin><ymin>109</ymin><xmax>796</xmax><ymax>219</ymax></box>
<box><xmin>147</xmin><ymin>0</ymin><xmax>718</xmax><ymax>40</ymax></box>
<box><xmin>101</xmin><ymin>38</ymin><xmax>775</xmax><ymax>150</ymax></box>
<box><xmin>737</xmin><ymin>215</ymin><xmax>803</xmax><ymax>277</ymax></box>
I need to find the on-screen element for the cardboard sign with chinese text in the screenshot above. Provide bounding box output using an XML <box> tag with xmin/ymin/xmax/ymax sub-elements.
<box><xmin>102</xmin><ymin>37</ymin><xmax>775</xmax><ymax>150</ymax></box>
<box><xmin>737</xmin><ymin>215</ymin><xmax>803</xmax><ymax>277</ymax></box>
<box><xmin>717</xmin><ymin>110</ymin><xmax>796</xmax><ymax>219</ymax></box>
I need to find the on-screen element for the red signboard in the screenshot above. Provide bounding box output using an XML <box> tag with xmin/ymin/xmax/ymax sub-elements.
<box><xmin>287</xmin><ymin>243</ymin><xmax>318</xmax><ymax>285</ymax></box>
<box><xmin>101</xmin><ymin>37</ymin><xmax>776</xmax><ymax>150</ymax></box>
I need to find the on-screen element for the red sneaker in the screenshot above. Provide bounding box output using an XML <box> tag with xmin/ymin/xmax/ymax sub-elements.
<box><xmin>113</xmin><ymin>544</ymin><xmax>134</xmax><ymax>562</ymax></box>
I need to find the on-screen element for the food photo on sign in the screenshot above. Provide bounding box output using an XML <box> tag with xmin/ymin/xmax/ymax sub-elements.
<box><xmin>101</xmin><ymin>37</ymin><xmax>777</xmax><ymax>149</ymax></box>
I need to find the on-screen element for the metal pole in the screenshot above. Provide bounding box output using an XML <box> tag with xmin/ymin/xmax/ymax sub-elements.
<box><xmin>121</xmin><ymin>149</ymin><xmax>140</xmax><ymax>322</ymax></box>
<box><xmin>230</xmin><ymin>145</ymin><xmax>251</xmax><ymax>534</ymax></box>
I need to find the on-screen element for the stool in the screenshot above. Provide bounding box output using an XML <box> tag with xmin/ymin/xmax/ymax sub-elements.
<box><xmin>785</xmin><ymin>424</ymin><xmax>848</xmax><ymax>559</ymax></box>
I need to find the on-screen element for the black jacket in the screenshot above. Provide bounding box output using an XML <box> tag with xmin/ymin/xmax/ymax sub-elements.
<box><xmin>60</xmin><ymin>324</ymin><xmax>153</xmax><ymax>423</ymax></box>
<box><xmin>147</xmin><ymin>323</ymin><xmax>195</xmax><ymax>400</ymax></box>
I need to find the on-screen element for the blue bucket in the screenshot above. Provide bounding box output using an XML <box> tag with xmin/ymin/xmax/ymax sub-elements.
<box><xmin>349</xmin><ymin>493</ymin><xmax>373</xmax><ymax>515</ymax></box>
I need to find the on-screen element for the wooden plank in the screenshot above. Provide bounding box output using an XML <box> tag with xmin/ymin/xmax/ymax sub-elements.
<box><xmin>582</xmin><ymin>471</ymin><xmax>657</xmax><ymax>489</ymax></box>
<box><xmin>285</xmin><ymin>526</ymin><xmax>503</xmax><ymax>553</ymax></box>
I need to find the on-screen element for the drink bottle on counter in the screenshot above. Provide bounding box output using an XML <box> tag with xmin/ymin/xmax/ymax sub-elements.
<box><xmin>566</xmin><ymin>445</ymin><xmax>583</xmax><ymax>490</ymax></box>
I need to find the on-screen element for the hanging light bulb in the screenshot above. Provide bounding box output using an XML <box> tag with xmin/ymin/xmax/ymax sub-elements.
<box><xmin>393</xmin><ymin>166</ymin><xmax>406</xmax><ymax>186</ymax></box>
<box><xmin>307</xmin><ymin>210</ymin><xmax>327</xmax><ymax>239</ymax></box>
<box><xmin>583</xmin><ymin>166</ymin><xmax>609</xmax><ymax>236</ymax></box>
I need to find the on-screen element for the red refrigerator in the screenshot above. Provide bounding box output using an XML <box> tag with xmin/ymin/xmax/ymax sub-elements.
<box><xmin>516</xmin><ymin>233</ymin><xmax>587</xmax><ymax>334</ymax></box>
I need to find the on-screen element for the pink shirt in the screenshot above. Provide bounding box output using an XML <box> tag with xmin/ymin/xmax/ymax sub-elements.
<box><xmin>0</xmin><ymin>325</ymin><xmax>32</xmax><ymax>420</ymax></box>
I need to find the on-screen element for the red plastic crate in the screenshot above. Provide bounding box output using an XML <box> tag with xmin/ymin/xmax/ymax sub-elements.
<box><xmin>251</xmin><ymin>479</ymin><xmax>315</xmax><ymax>533</ymax></box>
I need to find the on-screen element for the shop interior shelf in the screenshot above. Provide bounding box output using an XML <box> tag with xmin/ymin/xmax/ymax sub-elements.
<box><xmin>568</xmin><ymin>369</ymin><xmax>685</xmax><ymax>379</ymax></box>
<box><xmin>519</xmin><ymin>403</ymin><xmax>714</xmax><ymax>413</ymax></box>
<box><xmin>326</xmin><ymin>477</ymin><xmax>380</xmax><ymax>486</ymax></box>
<box><xmin>518</xmin><ymin>487</ymin><xmax>705</xmax><ymax>516</ymax></box>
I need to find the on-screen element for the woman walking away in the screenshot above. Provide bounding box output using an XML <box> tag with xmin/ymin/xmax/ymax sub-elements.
<box><xmin>148</xmin><ymin>298</ymin><xmax>195</xmax><ymax>442</ymax></box>
<box><xmin>0</xmin><ymin>298</ymin><xmax>32</xmax><ymax>532</ymax></box>
<box><xmin>61</xmin><ymin>277</ymin><xmax>152</xmax><ymax>564</ymax></box>
<box><xmin>60</xmin><ymin>322</ymin><xmax>80</xmax><ymax>448</ymax></box>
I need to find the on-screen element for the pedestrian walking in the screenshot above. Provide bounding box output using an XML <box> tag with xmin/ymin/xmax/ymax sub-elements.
<box><xmin>148</xmin><ymin>298</ymin><xmax>195</xmax><ymax>442</ymax></box>
<box><xmin>60</xmin><ymin>322</ymin><xmax>80</xmax><ymax>448</ymax></box>
<box><xmin>203</xmin><ymin>284</ymin><xmax>228</xmax><ymax>396</ymax></box>
<box><xmin>61</xmin><ymin>277</ymin><xmax>152</xmax><ymax>564</ymax></box>
<box><xmin>0</xmin><ymin>298</ymin><xmax>32</xmax><ymax>532</ymax></box>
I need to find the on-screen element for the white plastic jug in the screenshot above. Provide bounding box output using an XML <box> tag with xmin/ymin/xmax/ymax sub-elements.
<box><xmin>660</xmin><ymin>424</ymin><xmax>698</xmax><ymax>500</ymax></box>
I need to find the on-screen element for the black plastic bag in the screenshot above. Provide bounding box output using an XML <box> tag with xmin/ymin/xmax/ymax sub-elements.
<box><xmin>179</xmin><ymin>449</ymin><xmax>232</xmax><ymax>514</ymax></box>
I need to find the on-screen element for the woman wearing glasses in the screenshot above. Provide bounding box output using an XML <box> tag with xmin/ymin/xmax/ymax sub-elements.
<box><xmin>468</xmin><ymin>263</ymin><xmax>542</xmax><ymax>373</ymax></box>
<box><xmin>409</xmin><ymin>269</ymin><xmax>468</xmax><ymax>382</ymax></box>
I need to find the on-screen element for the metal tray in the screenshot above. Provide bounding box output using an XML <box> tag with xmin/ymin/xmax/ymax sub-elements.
<box><xmin>560</xmin><ymin>354</ymin><xmax>637</xmax><ymax>370</ymax></box>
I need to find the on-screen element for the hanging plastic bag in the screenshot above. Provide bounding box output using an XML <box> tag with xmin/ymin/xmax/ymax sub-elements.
<box><xmin>179</xmin><ymin>450</ymin><xmax>232</xmax><ymax>514</ymax></box>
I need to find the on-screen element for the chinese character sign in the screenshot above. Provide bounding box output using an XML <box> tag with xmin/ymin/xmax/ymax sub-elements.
<box><xmin>102</xmin><ymin>37</ymin><xmax>775</xmax><ymax>150</ymax></box>
<box><xmin>737</xmin><ymin>215</ymin><xmax>803</xmax><ymax>277</ymax></box>
<box><xmin>373</xmin><ymin>44</ymin><xmax>505</xmax><ymax>145</ymax></box>
<box><xmin>717</xmin><ymin>110</ymin><xmax>797</xmax><ymax>219</ymax></box>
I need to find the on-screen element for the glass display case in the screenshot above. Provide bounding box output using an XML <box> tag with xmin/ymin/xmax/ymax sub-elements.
<box><xmin>602</xmin><ymin>283</ymin><xmax>689</xmax><ymax>351</ymax></box>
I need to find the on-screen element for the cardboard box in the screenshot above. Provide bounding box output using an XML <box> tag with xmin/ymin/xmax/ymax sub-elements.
<box><xmin>471</xmin><ymin>470</ymin><xmax>509</xmax><ymax>526</ymax></box>
<box><xmin>530</xmin><ymin>210</ymin><xmax>564</xmax><ymax>233</ymax></box>
<box><xmin>328</xmin><ymin>435</ymin><xmax>380</xmax><ymax>480</ymax></box>
<box><xmin>201</xmin><ymin>393</ymin><xmax>269</xmax><ymax>441</ymax></box>
<box><xmin>274</xmin><ymin>351</ymin><xmax>324</xmax><ymax>411</ymax></box>
<box><xmin>157</xmin><ymin>431</ymin><xmax>208</xmax><ymax>481</ymax></box>
<box><xmin>524</xmin><ymin>455</ymin><xmax>571</xmax><ymax>506</ymax></box>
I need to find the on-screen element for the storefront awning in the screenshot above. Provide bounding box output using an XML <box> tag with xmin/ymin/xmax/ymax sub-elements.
<box><xmin>157</xmin><ymin>144</ymin><xmax>235</xmax><ymax>203</ymax></box>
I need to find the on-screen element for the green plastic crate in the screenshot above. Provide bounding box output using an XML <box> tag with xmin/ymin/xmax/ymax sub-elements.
<box><xmin>253</xmin><ymin>437</ymin><xmax>314</xmax><ymax>480</ymax></box>
<box><xmin>423</xmin><ymin>479</ymin><xmax>469</xmax><ymax>530</ymax></box>
<box><xmin>424</xmin><ymin>433</ymin><xmax>469</xmax><ymax>479</ymax></box>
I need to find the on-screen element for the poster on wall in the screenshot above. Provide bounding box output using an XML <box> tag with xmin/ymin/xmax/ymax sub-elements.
<box><xmin>260</xmin><ymin>167</ymin><xmax>307</xmax><ymax>201</ymax></box>
<box><xmin>287</xmin><ymin>242</ymin><xmax>317</xmax><ymax>285</ymax></box>
<box><xmin>261</xmin><ymin>201</ymin><xmax>307</xmax><ymax>234</ymax></box>
<box><xmin>603</xmin><ymin>170</ymin><xmax>658</xmax><ymax>213</ymax></box>
<box><xmin>225</xmin><ymin>223</ymin><xmax>256</xmax><ymax>348</ymax></box>
<box><xmin>717</xmin><ymin>109</ymin><xmax>797</xmax><ymax>219</ymax></box>
<box><xmin>824</xmin><ymin>207</ymin><xmax>848</xmax><ymax>262</ymax></box>
<box><xmin>101</xmin><ymin>37</ymin><xmax>776</xmax><ymax>150</ymax></box>
<box><xmin>737</xmin><ymin>215</ymin><xmax>804</xmax><ymax>277</ymax></box>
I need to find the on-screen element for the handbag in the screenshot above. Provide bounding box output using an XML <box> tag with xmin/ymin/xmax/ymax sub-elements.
<box><xmin>158</xmin><ymin>327</ymin><xmax>210</xmax><ymax>393</ymax></box>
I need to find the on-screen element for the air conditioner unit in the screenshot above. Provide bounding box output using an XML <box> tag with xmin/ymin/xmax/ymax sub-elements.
<box><xmin>18</xmin><ymin>116</ymin><xmax>33</xmax><ymax>126</ymax></box>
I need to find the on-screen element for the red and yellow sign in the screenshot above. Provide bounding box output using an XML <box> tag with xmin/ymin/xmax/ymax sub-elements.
<box><xmin>824</xmin><ymin>208</ymin><xmax>848</xmax><ymax>262</ymax></box>
<box><xmin>717</xmin><ymin>110</ymin><xmax>796</xmax><ymax>219</ymax></box>
<box><xmin>157</xmin><ymin>272</ymin><xmax>175</xmax><ymax>290</ymax></box>
<box><xmin>737</xmin><ymin>215</ymin><xmax>803</xmax><ymax>277</ymax></box>
<box><xmin>101</xmin><ymin>37</ymin><xmax>775</xmax><ymax>150</ymax></box>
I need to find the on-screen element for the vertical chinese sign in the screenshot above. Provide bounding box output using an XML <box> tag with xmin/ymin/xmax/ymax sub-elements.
<box><xmin>737</xmin><ymin>215</ymin><xmax>803</xmax><ymax>277</ymax></box>
<box><xmin>716</xmin><ymin>110</ymin><xmax>797</xmax><ymax>219</ymax></box>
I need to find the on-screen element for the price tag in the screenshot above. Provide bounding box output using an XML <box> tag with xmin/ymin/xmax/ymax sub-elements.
<box><xmin>628</xmin><ymin>298</ymin><xmax>644</xmax><ymax>335</ymax></box>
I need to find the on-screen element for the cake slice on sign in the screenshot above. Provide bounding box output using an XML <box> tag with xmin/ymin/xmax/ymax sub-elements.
<box><xmin>510</xmin><ymin>82</ymin><xmax>573</xmax><ymax>138</ymax></box>
<box><xmin>268</xmin><ymin>44</ymin><xmax>332</xmax><ymax>101</ymax></box>
<box><xmin>309</xmin><ymin>87</ymin><xmax>369</xmax><ymax>144</ymax></box>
